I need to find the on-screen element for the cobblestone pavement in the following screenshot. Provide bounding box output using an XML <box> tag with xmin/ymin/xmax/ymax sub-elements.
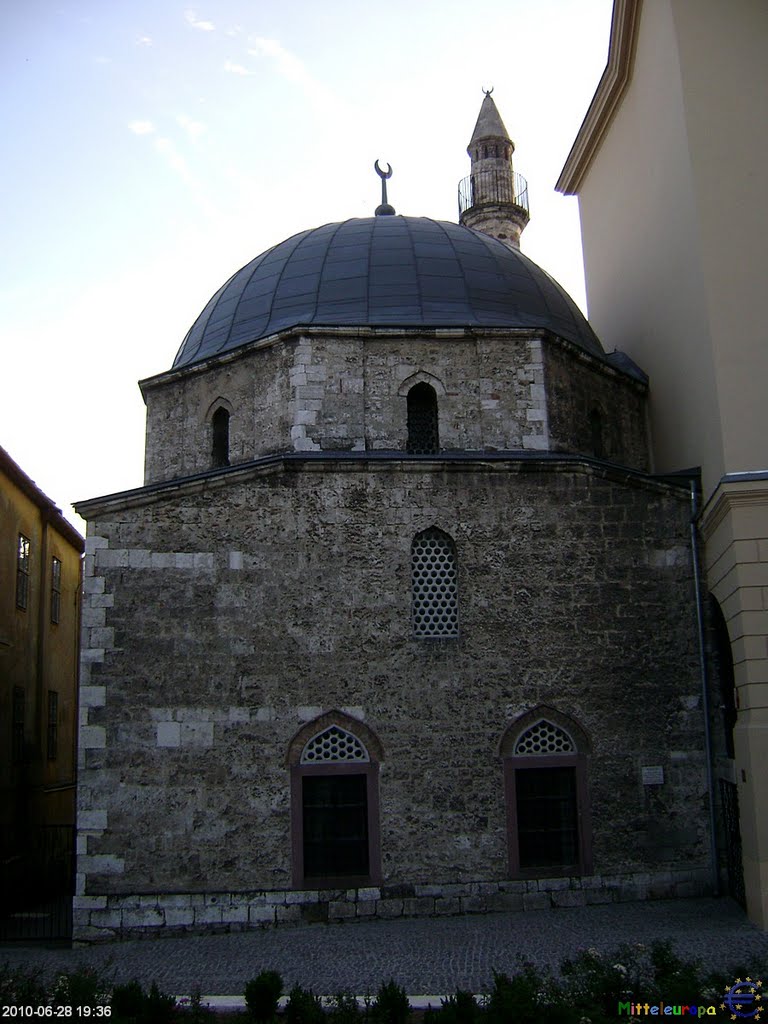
<box><xmin>2</xmin><ymin>899</ymin><xmax>767</xmax><ymax>998</ymax></box>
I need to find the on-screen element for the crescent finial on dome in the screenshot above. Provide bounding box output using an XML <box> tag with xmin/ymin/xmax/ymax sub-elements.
<box><xmin>374</xmin><ymin>159</ymin><xmax>396</xmax><ymax>216</ymax></box>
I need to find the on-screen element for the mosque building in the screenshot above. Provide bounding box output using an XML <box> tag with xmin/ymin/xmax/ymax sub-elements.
<box><xmin>72</xmin><ymin>93</ymin><xmax>720</xmax><ymax>941</ymax></box>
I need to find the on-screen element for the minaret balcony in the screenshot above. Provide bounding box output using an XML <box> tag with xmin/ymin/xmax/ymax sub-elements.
<box><xmin>458</xmin><ymin>169</ymin><xmax>529</xmax><ymax>218</ymax></box>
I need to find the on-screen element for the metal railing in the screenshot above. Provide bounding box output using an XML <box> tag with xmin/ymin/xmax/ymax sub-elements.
<box><xmin>458</xmin><ymin>169</ymin><xmax>529</xmax><ymax>217</ymax></box>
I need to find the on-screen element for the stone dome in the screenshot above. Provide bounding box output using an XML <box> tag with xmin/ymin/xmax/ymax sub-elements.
<box><xmin>173</xmin><ymin>216</ymin><xmax>602</xmax><ymax>369</ymax></box>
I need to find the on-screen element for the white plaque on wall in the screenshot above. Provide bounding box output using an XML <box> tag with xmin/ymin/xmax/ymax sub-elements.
<box><xmin>642</xmin><ymin>765</ymin><xmax>665</xmax><ymax>786</ymax></box>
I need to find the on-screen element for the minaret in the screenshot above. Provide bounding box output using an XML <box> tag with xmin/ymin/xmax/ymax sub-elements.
<box><xmin>458</xmin><ymin>90</ymin><xmax>529</xmax><ymax>249</ymax></box>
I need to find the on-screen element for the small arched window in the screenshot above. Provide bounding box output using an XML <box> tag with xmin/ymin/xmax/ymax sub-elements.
<box><xmin>211</xmin><ymin>407</ymin><xmax>230</xmax><ymax>468</ymax></box>
<box><xmin>407</xmin><ymin>383</ymin><xmax>439</xmax><ymax>455</ymax></box>
<box><xmin>411</xmin><ymin>527</ymin><xmax>458</xmax><ymax>638</ymax></box>
<box><xmin>589</xmin><ymin>408</ymin><xmax>604</xmax><ymax>459</ymax></box>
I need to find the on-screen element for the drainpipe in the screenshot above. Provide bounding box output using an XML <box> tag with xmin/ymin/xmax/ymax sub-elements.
<box><xmin>689</xmin><ymin>478</ymin><xmax>720</xmax><ymax>896</ymax></box>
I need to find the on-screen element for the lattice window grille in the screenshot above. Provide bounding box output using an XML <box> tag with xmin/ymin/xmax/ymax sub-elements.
<box><xmin>300</xmin><ymin>726</ymin><xmax>369</xmax><ymax>764</ymax></box>
<box><xmin>514</xmin><ymin>720</ymin><xmax>575</xmax><ymax>756</ymax></box>
<box><xmin>411</xmin><ymin>528</ymin><xmax>459</xmax><ymax>637</ymax></box>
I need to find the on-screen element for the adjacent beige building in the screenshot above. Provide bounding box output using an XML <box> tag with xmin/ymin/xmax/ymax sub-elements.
<box><xmin>557</xmin><ymin>0</ymin><xmax>768</xmax><ymax>927</ymax></box>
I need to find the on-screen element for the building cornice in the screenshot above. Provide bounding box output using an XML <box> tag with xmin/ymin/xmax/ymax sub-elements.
<box><xmin>555</xmin><ymin>0</ymin><xmax>642</xmax><ymax>195</ymax></box>
<box><xmin>699</xmin><ymin>475</ymin><xmax>768</xmax><ymax>541</ymax></box>
<box><xmin>74</xmin><ymin>450</ymin><xmax>688</xmax><ymax>520</ymax></box>
<box><xmin>140</xmin><ymin>324</ymin><xmax>646</xmax><ymax>397</ymax></box>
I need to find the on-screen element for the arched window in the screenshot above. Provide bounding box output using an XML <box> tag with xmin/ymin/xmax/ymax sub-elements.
<box><xmin>589</xmin><ymin>408</ymin><xmax>604</xmax><ymax>459</ymax></box>
<box><xmin>211</xmin><ymin>406</ymin><xmax>230</xmax><ymax>468</ymax></box>
<box><xmin>411</xmin><ymin>527</ymin><xmax>458</xmax><ymax>638</ymax></box>
<box><xmin>407</xmin><ymin>383</ymin><xmax>439</xmax><ymax>455</ymax></box>
<box><xmin>501</xmin><ymin>711</ymin><xmax>592</xmax><ymax>877</ymax></box>
<box><xmin>289</xmin><ymin>717</ymin><xmax>382</xmax><ymax>886</ymax></box>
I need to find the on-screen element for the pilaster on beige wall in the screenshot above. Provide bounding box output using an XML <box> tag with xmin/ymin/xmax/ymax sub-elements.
<box><xmin>702</xmin><ymin>480</ymin><xmax>768</xmax><ymax>929</ymax></box>
<box><xmin>703</xmin><ymin>482</ymin><xmax>768</xmax><ymax>696</ymax></box>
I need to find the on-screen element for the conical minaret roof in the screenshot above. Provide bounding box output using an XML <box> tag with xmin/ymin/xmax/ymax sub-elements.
<box><xmin>468</xmin><ymin>92</ymin><xmax>511</xmax><ymax>148</ymax></box>
<box><xmin>459</xmin><ymin>91</ymin><xmax>528</xmax><ymax>249</ymax></box>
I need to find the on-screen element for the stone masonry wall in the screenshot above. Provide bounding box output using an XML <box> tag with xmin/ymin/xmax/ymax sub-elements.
<box><xmin>141</xmin><ymin>329</ymin><xmax>644</xmax><ymax>485</ymax></box>
<box><xmin>75</xmin><ymin>459</ymin><xmax>707</xmax><ymax>940</ymax></box>
<box><xmin>143</xmin><ymin>342</ymin><xmax>292</xmax><ymax>484</ymax></box>
<box><xmin>544</xmin><ymin>341</ymin><xmax>649</xmax><ymax>471</ymax></box>
<box><xmin>74</xmin><ymin>868</ymin><xmax>712</xmax><ymax>942</ymax></box>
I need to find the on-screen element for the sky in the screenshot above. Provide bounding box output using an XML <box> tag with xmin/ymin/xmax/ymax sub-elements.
<box><xmin>1</xmin><ymin>0</ymin><xmax>613</xmax><ymax>533</ymax></box>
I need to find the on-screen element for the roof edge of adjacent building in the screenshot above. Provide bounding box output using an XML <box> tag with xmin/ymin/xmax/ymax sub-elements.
<box><xmin>1</xmin><ymin>444</ymin><xmax>85</xmax><ymax>552</ymax></box>
<box><xmin>555</xmin><ymin>0</ymin><xmax>642</xmax><ymax>195</ymax></box>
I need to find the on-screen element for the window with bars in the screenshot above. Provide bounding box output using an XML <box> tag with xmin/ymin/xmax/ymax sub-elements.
<box><xmin>302</xmin><ymin>773</ymin><xmax>369</xmax><ymax>878</ymax></box>
<box><xmin>16</xmin><ymin>534</ymin><xmax>30</xmax><ymax>610</ymax></box>
<box><xmin>411</xmin><ymin>528</ymin><xmax>459</xmax><ymax>637</ymax></box>
<box><xmin>211</xmin><ymin>406</ymin><xmax>230</xmax><ymax>468</ymax></box>
<box><xmin>47</xmin><ymin>691</ymin><xmax>59</xmax><ymax>760</ymax></box>
<box><xmin>515</xmin><ymin>765</ymin><xmax>579</xmax><ymax>871</ymax></box>
<box><xmin>51</xmin><ymin>557</ymin><xmax>62</xmax><ymax>624</ymax></box>
<box><xmin>407</xmin><ymin>383</ymin><xmax>439</xmax><ymax>454</ymax></box>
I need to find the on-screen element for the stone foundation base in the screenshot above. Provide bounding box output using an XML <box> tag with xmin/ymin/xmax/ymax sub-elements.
<box><xmin>73</xmin><ymin>868</ymin><xmax>712</xmax><ymax>943</ymax></box>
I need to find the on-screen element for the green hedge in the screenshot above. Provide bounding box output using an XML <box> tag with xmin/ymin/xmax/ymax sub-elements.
<box><xmin>0</xmin><ymin>941</ymin><xmax>761</xmax><ymax>1023</ymax></box>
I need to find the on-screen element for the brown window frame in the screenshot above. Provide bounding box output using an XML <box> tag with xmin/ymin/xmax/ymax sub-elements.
<box><xmin>51</xmin><ymin>556</ymin><xmax>62</xmax><ymax>624</ymax></box>
<box><xmin>504</xmin><ymin>752</ymin><xmax>593</xmax><ymax>878</ymax></box>
<box><xmin>290</xmin><ymin>761</ymin><xmax>382</xmax><ymax>889</ymax></box>
<box><xmin>16</xmin><ymin>534</ymin><xmax>31</xmax><ymax>610</ymax></box>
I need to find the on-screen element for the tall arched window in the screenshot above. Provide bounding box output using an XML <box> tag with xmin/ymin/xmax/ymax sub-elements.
<box><xmin>289</xmin><ymin>716</ymin><xmax>382</xmax><ymax>887</ymax></box>
<box><xmin>501</xmin><ymin>710</ymin><xmax>592</xmax><ymax>877</ymax></box>
<box><xmin>407</xmin><ymin>383</ymin><xmax>439</xmax><ymax>455</ymax></box>
<box><xmin>411</xmin><ymin>527</ymin><xmax>458</xmax><ymax>638</ymax></box>
<box><xmin>211</xmin><ymin>406</ymin><xmax>230</xmax><ymax>468</ymax></box>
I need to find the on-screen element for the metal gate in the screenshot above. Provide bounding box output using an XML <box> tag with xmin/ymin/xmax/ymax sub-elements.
<box><xmin>719</xmin><ymin>779</ymin><xmax>745</xmax><ymax>908</ymax></box>
<box><xmin>0</xmin><ymin>825</ymin><xmax>74</xmax><ymax>942</ymax></box>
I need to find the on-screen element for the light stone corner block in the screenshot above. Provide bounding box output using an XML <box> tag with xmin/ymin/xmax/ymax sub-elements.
<box><xmin>80</xmin><ymin>686</ymin><xmax>106</xmax><ymax>708</ymax></box>
<box><xmin>298</xmin><ymin>706</ymin><xmax>324</xmax><ymax>721</ymax></box>
<box><xmin>84</xmin><ymin>536</ymin><xmax>109</xmax><ymax>554</ymax></box>
<box><xmin>157</xmin><ymin>721</ymin><xmax>181</xmax><ymax>747</ymax></box>
<box><xmin>80</xmin><ymin>725</ymin><xmax>107</xmax><ymax>749</ymax></box>
<box><xmin>78</xmin><ymin>808</ymin><xmax>108</xmax><ymax>831</ymax></box>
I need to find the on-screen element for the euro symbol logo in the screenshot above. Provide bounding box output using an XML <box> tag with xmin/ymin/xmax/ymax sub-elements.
<box><xmin>722</xmin><ymin>978</ymin><xmax>763</xmax><ymax>1019</ymax></box>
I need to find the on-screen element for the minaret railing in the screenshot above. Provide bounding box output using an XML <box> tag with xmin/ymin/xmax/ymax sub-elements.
<box><xmin>458</xmin><ymin>170</ymin><xmax>529</xmax><ymax>217</ymax></box>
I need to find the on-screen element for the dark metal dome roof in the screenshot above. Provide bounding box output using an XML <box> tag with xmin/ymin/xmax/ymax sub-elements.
<box><xmin>172</xmin><ymin>216</ymin><xmax>602</xmax><ymax>369</ymax></box>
